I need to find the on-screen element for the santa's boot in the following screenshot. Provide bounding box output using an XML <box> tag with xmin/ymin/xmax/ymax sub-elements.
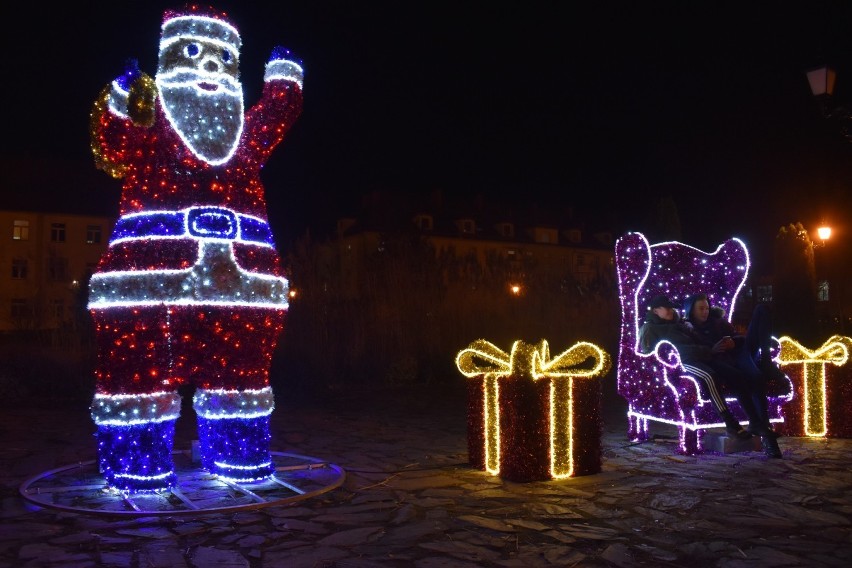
<box><xmin>91</xmin><ymin>392</ymin><xmax>182</xmax><ymax>492</ymax></box>
<box><xmin>193</xmin><ymin>387</ymin><xmax>276</xmax><ymax>482</ymax></box>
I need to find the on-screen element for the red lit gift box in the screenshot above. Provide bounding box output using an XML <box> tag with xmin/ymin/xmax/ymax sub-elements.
<box><xmin>456</xmin><ymin>339</ymin><xmax>611</xmax><ymax>482</ymax></box>
<box><xmin>778</xmin><ymin>335</ymin><xmax>851</xmax><ymax>438</ymax></box>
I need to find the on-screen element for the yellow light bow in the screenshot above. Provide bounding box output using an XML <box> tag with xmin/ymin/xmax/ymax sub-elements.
<box><xmin>778</xmin><ymin>335</ymin><xmax>850</xmax><ymax>437</ymax></box>
<box><xmin>456</xmin><ymin>339</ymin><xmax>610</xmax><ymax>478</ymax></box>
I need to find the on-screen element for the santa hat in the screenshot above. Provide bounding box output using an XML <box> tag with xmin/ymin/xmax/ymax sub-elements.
<box><xmin>160</xmin><ymin>5</ymin><xmax>241</xmax><ymax>54</ymax></box>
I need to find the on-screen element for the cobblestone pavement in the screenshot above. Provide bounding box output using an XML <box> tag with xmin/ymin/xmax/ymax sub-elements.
<box><xmin>1</xmin><ymin>387</ymin><xmax>851</xmax><ymax>567</ymax></box>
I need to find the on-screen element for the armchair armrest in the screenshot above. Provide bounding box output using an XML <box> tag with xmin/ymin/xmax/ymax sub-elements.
<box><xmin>651</xmin><ymin>341</ymin><xmax>701</xmax><ymax>407</ymax></box>
<box><xmin>652</xmin><ymin>340</ymin><xmax>683</xmax><ymax>368</ymax></box>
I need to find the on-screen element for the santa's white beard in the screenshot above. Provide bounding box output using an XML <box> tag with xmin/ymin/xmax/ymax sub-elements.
<box><xmin>157</xmin><ymin>73</ymin><xmax>244</xmax><ymax>165</ymax></box>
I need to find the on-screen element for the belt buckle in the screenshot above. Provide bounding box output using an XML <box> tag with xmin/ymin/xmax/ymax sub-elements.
<box><xmin>187</xmin><ymin>207</ymin><xmax>238</xmax><ymax>240</ymax></box>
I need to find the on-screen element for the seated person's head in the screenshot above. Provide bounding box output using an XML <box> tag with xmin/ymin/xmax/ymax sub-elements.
<box><xmin>684</xmin><ymin>293</ymin><xmax>727</xmax><ymax>324</ymax></box>
<box><xmin>648</xmin><ymin>295</ymin><xmax>677</xmax><ymax>321</ymax></box>
<box><xmin>684</xmin><ymin>293</ymin><xmax>710</xmax><ymax>324</ymax></box>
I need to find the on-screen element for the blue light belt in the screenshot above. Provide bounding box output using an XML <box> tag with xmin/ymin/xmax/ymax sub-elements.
<box><xmin>110</xmin><ymin>207</ymin><xmax>274</xmax><ymax>246</ymax></box>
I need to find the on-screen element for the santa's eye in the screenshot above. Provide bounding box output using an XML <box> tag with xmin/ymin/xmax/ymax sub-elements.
<box><xmin>222</xmin><ymin>49</ymin><xmax>231</xmax><ymax>63</ymax></box>
<box><xmin>184</xmin><ymin>43</ymin><xmax>200</xmax><ymax>58</ymax></box>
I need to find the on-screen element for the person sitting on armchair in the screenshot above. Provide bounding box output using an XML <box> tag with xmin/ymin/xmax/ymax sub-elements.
<box><xmin>682</xmin><ymin>293</ymin><xmax>784</xmax><ymax>443</ymax></box>
<box><xmin>638</xmin><ymin>294</ymin><xmax>782</xmax><ymax>458</ymax></box>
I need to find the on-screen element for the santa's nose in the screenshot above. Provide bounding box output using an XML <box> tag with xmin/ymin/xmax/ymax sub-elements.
<box><xmin>202</xmin><ymin>56</ymin><xmax>221</xmax><ymax>73</ymax></box>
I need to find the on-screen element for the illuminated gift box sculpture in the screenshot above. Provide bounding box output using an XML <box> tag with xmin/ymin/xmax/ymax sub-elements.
<box><xmin>87</xmin><ymin>5</ymin><xmax>304</xmax><ymax>492</ymax></box>
<box><xmin>456</xmin><ymin>339</ymin><xmax>610</xmax><ymax>482</ymax></box>
<box><xmin>614</xmin><ymin>232</ymin><xmax>794</xmax><ymax>454</ymax></box>
<box><xmin>777</xmin><ymin>335</ymin><xmax>851</xmax><ymax>438</ymax></box>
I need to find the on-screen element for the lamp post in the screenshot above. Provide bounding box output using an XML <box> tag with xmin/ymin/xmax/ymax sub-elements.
<box><xmin>813</xmin><ymin>224</ymin><xmax>832</xmax><ymax>334</ymax></box>
<box><xmin>812</xmin><ymin>222</ymin><xmax>847</xmax><ymax>334</ymax></box>
<box><xmin>806</xmin><ymin>65</ymin><xmax>852</xmax><ymax>141</ymax></box>
<box><xmin>806</xmin><ymin>66</ymin><xmax>850</xmax><ymax>333</ymax></box>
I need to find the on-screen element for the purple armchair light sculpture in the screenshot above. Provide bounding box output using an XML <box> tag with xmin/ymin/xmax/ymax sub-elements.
<box><xmin>614</xmin><ymin>232</ymin><xmax>794</xmax><ymax>454</ymax></box>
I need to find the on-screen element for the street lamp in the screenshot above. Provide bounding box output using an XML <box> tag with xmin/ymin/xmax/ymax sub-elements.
<box><xmin>806</xmin><ymin>67</ymin><xmax>849</xmax><ymax>333</ymax></box>
<box><xmin>817</xmin><ymin>225</ymin><xmax>832</xmax><ymax>245</ymax></box>
<box><xmin>806</xmin><ymin>65</ymin><xmax>851</xmax><ymax>141</ymax></box>
<box><xmin>807</xmin><ymin>65</ymin><xmax>837</xmax><ymax>97</ymax></box>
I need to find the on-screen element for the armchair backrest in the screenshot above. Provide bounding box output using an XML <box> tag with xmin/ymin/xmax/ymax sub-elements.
<box><xmin>615</xmin><ymin>232</ymin><xmax>750</xmax><ymax>362</ymax></box>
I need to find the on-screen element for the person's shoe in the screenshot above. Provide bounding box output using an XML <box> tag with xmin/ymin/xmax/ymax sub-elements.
<box><xmin>761</xmin><ymin>435</ymin><xmax>783</xmax><ymax>458</ymax></box>
<box><xmin>746</xmin><ymin>422</ymin><xmax>781</xmax><ymax>440</ymax></box>
<box><xmin>727</xmin><ymin>426</ymin><xmax>754</xmax><ymax>440</ymax></box>
<box><xmin>721</xmin><ymin>411</ymin><xmax>752</xmax><ymax>440</ymax></box>
<box><xmin>748</xmin><ymin>425</ymin><xmax>781</xmax><ymax>439</ymax></box>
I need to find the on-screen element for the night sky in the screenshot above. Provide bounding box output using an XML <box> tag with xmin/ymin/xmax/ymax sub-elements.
<box><xmin>4</xmin><ymin>1</ymin><xmax>852</xmax><ymax>270</ymax></box>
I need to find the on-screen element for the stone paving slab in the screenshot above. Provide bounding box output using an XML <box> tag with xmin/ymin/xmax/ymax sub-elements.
<box><xmin>1</xmin><ymin>388</ymin><xmax>851</xmax><ymax>567</ymax></box>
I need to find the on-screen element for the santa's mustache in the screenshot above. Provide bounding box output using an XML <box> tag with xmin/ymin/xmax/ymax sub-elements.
<box><xmin>156</xmin><ymin>70</ymin><xmax>242</xmax><ymax>96</ymax></box>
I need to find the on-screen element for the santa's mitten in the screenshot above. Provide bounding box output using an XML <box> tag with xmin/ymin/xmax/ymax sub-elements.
<box><xmin>106</xmin><ymin>58</ymin><xmax>140</xmax><ymax>117</ymax></box>
<box><xmin>264</xmin><ymin>46</ymin><xmax>303</xmax><ymax>88</ymax></box>
<box><xmin>116</xmin><ymin>58</ymin><xmax>142</xmax><ymax>91</ymax></box>
<box><xmin>106</xmin><ymin>58</ymin><xmax>156</xmax><ymax>126</ymax></box>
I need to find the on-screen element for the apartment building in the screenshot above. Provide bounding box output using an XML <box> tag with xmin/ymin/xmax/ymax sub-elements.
<box><xmin>331</xmin><ymin>196</ymin><xmax>615</xmax><ymax>300</ymax></box>
<box><xmin>0</xmin><ymin>210</ymin><xmax>114</xmax><ymax>331</ymax></box>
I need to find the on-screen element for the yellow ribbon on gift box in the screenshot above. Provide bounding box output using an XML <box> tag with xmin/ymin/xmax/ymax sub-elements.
<box><xmin>778</xmin><ymin>335</ymin><xmax>850</xmax><ymax>437</ymax></box>
<box><xmin>456</xmin><ymin>339</ymin><xmax>610</xmax><ymax>478</ymax></box>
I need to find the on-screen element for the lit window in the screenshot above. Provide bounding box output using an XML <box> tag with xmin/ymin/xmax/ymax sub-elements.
<box><xmin>13</xmin><ymin>220</ymin><xmax>29</xmax><ymax>240</ymax></box>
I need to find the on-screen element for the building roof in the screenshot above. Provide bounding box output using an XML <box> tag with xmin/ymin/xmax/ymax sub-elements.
<box><xmin>337</xmin><ymin>190</ymin><xmax>614</xmax><ymax>250</ymax></box>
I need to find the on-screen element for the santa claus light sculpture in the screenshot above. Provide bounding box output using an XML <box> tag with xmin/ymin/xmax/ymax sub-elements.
<box><xmin>88</xmin><ymin>5</ymin><xmax>303</xmax><ymax>492</ymax></box>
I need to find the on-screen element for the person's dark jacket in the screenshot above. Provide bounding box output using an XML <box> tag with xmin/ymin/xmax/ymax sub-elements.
<box><xmin>638</xmin><ymin>310</ymin><xmax>713</xmax><ymax>364</ymax></box>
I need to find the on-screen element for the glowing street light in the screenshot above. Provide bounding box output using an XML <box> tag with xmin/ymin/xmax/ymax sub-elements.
<box><xmin>814</xmin><ymin>224</ymin><xmax>832</xmax><ymax>248</ymax></box>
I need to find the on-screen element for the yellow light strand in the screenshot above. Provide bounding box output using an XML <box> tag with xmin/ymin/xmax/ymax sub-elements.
<box><xmin>550</xmin><ymin>378</ymin><xmax>573</xmax><ymax>479</ymax></box>
<box><xmin>483</xmin><ymin>375</ymin><xmax>501</xmax><ymax>475</ymax></box>
<box><xmin>803</xmin><ymin>362</ymin><xmax>827</xmax><ymax>437</ymax></box>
